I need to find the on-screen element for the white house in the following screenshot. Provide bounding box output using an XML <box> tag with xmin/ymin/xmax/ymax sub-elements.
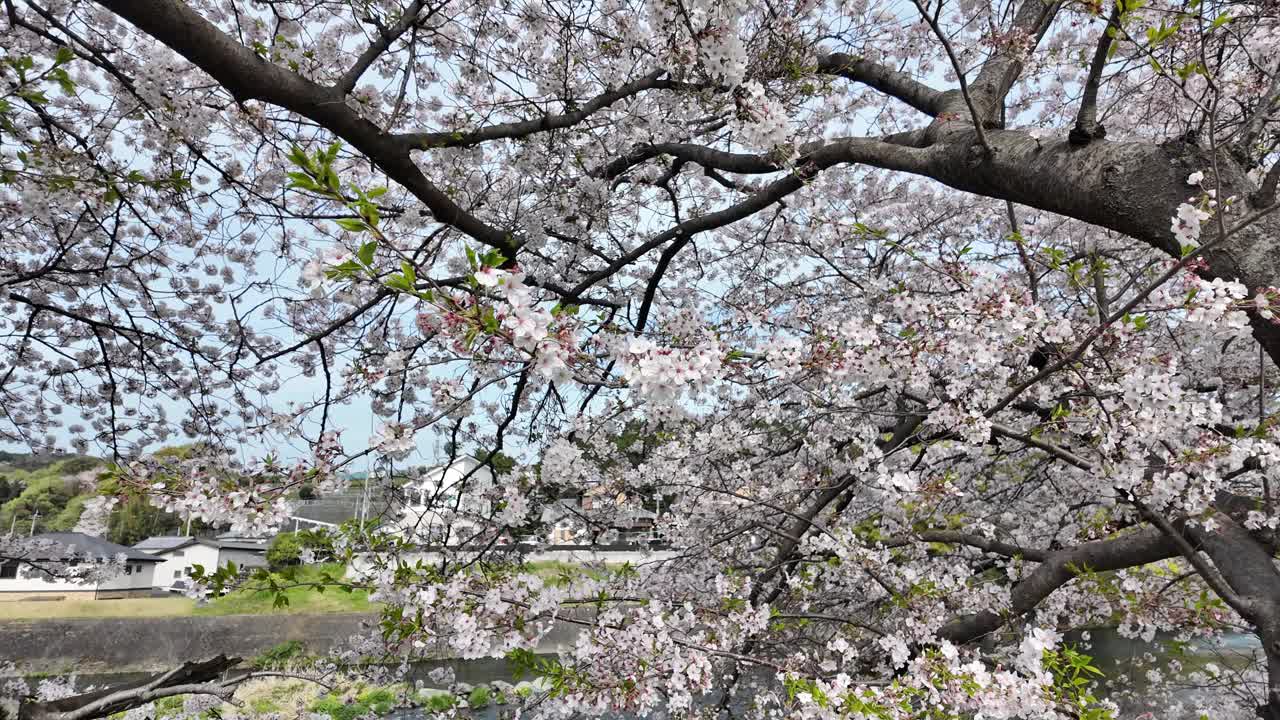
<box><xmin>397</xmin><ymin>456</ymin><xmax>494</xmax><ymax>544</ymax></box>
<box><xmin>0</xmin><ymin>532</ymin><xmax>161</xmax><ymax>601</ymax></box>
<box><xmin>132</xmin><ymin>536</ymin><xmax>269</xmax><ymax>589</ymax></box>
<box><xmin>536</xmin><ymin>481</ymin><xmax>662</xmax><ymax>546</ymax></box>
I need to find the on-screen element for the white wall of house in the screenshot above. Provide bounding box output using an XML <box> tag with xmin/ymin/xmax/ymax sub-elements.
<box><xmin>150</xmin><ymin>543</ymin><xmax>221</xmax><ymax>586</ymax></box>
<box><xmin>398</xmin><ymin>457</ymin><xmax>494</xmax><ymax>543</ymax></box>
<box><xmin>0</xmin><ymin>561</ymin><xmax>156</xmax><ymax>598</ymax></box>
<box><xmin>99</xmin><ymin>562</ymin><xmax>156</xmax><ymax>591</ymax></box>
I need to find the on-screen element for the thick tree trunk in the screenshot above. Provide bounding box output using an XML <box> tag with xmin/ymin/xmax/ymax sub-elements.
<box><xmin>1185</xmin><ymin>510</ymin><xmax>1280</xmax><ymax>719</ymax></box>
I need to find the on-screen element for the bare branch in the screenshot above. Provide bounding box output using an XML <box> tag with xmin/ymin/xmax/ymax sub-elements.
<box><xmin>1234</xmin><ymin>60</ymin><xmax>1280</xmax><ymax>160</ymax></box>
<box><xmin>337</xmin><ymin>0</ymin><xmax>435</xmax><ymax>95</ymax></box>
<box><xmin>1071</xmin><ymin>3</ymin><xmax>1122</xmax><ymax>145</ymax></box>
<box><xmin>396</xmin><ymin>69</ymin><xmax>678</xmax><ymax>150</ymax></box>
<box><xmin>814</xmin><ymin>53</ymin><xmax>943</xmax><ymax>116</ymax></box>
<box><xmin>912</xmin><ymin>0</ymin><xmax>992</xmax><ymax>153</ymax></box>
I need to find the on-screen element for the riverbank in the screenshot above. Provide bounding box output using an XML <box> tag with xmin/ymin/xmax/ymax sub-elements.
<box><xmin>0</xmin><ymin>612</ymin><xmax>584</xmax><ymax>675</ymax></box>
<box><xmin>0</xmin><ymin>613</ymin><xmax>377</xmax><ymax>674</ymax></box>
<box><xmin>0</xmin><ymin>564</ymin><xmax>374</xmax><ymax>620</ymax></box>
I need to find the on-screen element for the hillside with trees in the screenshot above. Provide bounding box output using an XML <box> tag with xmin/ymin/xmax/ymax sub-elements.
<box><xmin>0</xmin><ymin>454</ymin><xmax>101</xmax><ymax>536</ymax></box>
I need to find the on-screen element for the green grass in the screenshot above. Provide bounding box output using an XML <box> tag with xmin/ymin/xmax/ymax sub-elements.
<box><xmin>524</xmin><ymin>560</ymin><xmax>616</xmax><ymax>586</ymax></box>
<box><xmin>194</xmin><ymin>564</ymin><xmax>375</xmax><ymax>616</ymax></box>
<box><xmin>309</xmin><ymin>682</ymin><xmax>405</xmax><ymax>720</ymax></box>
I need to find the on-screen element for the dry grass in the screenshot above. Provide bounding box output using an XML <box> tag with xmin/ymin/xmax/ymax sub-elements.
<box><xmin>232</xmin><ymin>677</ymin><xmax>325</xmax><ymax>716</ymax></box>
<box><xmin>0</xmin><ymin>596</ymin><xmax>195</xmax><ymax>620</ymax></box>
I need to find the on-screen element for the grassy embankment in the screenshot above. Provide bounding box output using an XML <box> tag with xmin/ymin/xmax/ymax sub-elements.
<box><xmin>0</xmin><ymin>560</ymin><xmax>619</xmax><ymax>620</ymax></box>
<box><xmin>0</xmin><ymin>564</ymin><xmax>374</xmax><ymax>620</ymax></box>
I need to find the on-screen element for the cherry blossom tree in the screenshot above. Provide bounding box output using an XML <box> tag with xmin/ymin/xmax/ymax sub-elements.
<box><xmin>4</xmin><ymin>0</ymin><xmax>1280</xmax><ymax>717</ymax></box>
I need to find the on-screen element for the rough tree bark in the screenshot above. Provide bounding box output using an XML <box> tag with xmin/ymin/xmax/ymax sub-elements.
<box><xmin>17</xmin><ymin>655</ymin><xmax>241</xmax><ymax>720</ymax></box>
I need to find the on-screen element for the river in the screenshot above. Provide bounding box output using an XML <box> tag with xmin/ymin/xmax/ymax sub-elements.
<box><xmin>22</xmin><ymin>630</ymin><xmax>1266</xmax><ymax>719</ymax></box>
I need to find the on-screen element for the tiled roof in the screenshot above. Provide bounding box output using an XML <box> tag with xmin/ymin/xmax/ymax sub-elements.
<box><xmin>132</xmin><ymin>536</ymin><xmax>268</xmax><ymax>554</ymax></box>
<box><xmin>132</xmin><ymin>536</ymin><xmax>196</xmax><ymax>551</ymax></box>
<box><xmin>34</xmin><ymin>532</ymin><xmax>162</xmax><ymax>562</ymax></box>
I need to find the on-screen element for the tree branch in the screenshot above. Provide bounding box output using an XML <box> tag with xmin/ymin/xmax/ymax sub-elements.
<box><xmin>1070</xmin><ymin>3</ymin><xmax>1122</xmax><ymax>145</ymax></box>
<box><xmin>93</xmin><ymin>0</ymin><xmax>517</xmax><ymax>255</ymax></box>
<box><xmin>938</xmin><ymin>529</ymin><xmax>1178</xmax><ymax>644</ymax></box>
<box><xmin>396</xmin><ymin>69</ymin><xmax>676</xmax><ymax>149</ymax></box>
<box><xmin>913</xmin><ymin>0</ymin><xmax>993</xmax><ymax>154</ymax></box>
<box><xmin>18</xmin><ymin>656</ymin><xmax>241</xmax><ymax>720</ymax></box>
<box><xmin>814</xmin><ymin>53</ymin><xmax>944</xmax><ymax>116</ymax></box>
<box><xmin>880</xmin><ymin>529</ymin><xmax>1050</xmax><ymax>562</ymax></box>
<box><xmin>1234</xmin><ymin>59</ymin><xmax>1280</xmax><ymax>161</ymax></box>
<box><xmin>1127</xmin><ymin>494</ymin><xmax>1254</xmax><ymax>620</ymax></box>
<box><xmin>337</xmin><ymin>0</ymin><xmax>434</xmax><ymax>95</ymax></box>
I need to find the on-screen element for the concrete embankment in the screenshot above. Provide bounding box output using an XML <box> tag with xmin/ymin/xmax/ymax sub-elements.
<box><xmin>0</xmin><ymin>613</ymin><xmax>376</xmax><ymax>674</ymax></box>
<box><xmin>0</xmin><ymin>613</ymin><xmax>581</xmax><ymax>674</ymax></box>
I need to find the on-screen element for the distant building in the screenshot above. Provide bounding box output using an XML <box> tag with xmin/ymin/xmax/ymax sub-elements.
<box><xmin>397</xmin><ymin>456</ymin><xmax>494</xmax><ymax>544</ymax></box>
<box><xmin>132</xmin><ymin>536</ymin><xmax>268</xmax><ymax>589</ymax></box>
<box><xmin>0</xmin><ymin>532</ymin><xmax>161</xmax><ymax>601</ymax></box>
<box><xmin>539</xmin><ymin>492</ymin><xmax>658</xmax><ymax>545</ymax></box>
<box><xmin>286</xmin><ymin>486</ymin><xmax>394</xmax><ymax>531</ymax></box>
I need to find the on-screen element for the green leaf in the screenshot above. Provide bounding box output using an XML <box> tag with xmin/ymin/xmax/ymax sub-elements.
<box><xmin>50</xmin><ymin>68</ymin><xmax>75</xmax><ymax>95</ymax></box>
<box><xmin>286</xmin><ymin>145</ymin><xmax>311</xmax><ymax>170</ymax></box>
<box><xmin>335</xmin><ymin>217</ymin><xmax>368</xmax><ymax>233</ymax></box>
<box><xmin>18</xmin><ymin>89</ymin><xmax>48</xmax><ymax>105</ymax></box>
<box><xmin>53</xmin><ymin>46</ymin><xmax>76</xmax><ymax>66</ymax></box>
<box><xmin>357</xmin><ymin>241</ymin><xmax>377</xmax><ymax>266</ymax></box>
<box><xmin>286</xmin><ymin>172</ymin><xmax>320</xmax><ymax>191</ymax></box>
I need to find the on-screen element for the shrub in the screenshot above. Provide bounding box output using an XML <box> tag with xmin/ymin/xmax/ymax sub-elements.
<box><xmin>417</xmin><ymin>686</ymin><xmax>458</xmax><ymax>707</ymax></box>
<box><xmin>356</xmin><ymin>687</ymin><xmax>396</xmax><ymax>715</ymax></box>
<box><xmin>267</xmin><ymin>532</ymin><xmax>303</xmax><ymax>569</ymax></box>
<box><xmin>310</xmin><ymin>694</ymin><xmax>367</xmax><ymax>720</ymax></box>
<box><xmin>467</xmin><ymin>686</ymin><xmax>492</xmax><ymax>709</ymax></box>
<box><xmin>251</xmin><ymin>640</ymin><xmax>306</xmax><ymax>669</ymax></box>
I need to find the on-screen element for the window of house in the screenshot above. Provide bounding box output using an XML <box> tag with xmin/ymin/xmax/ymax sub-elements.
<box><xmin>0</xmin><ymin>561</ymin><xmax>17</xmax><ymax>579</ymax></box>
<box><xmin>172</xmin><ymin>550</ymin><xmax>184</xmax><ymax>557</ymax></box>
<box><xmin>124</xmin><ymin>564</ymin><xmax>133</xmax><ymax>575</ymax></box>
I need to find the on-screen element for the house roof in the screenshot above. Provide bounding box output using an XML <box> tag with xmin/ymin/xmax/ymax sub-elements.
<box><xmin>132</xmin><ymin>536</ymin><xmax>269</xmax><ymax>555</ymax></box>
<box><xmin>132</xmin><ymin>536</ymin><xmax>194</xmax><ymax>551</ymax></box>
<box><xmin>32</xmin><ymin>532</ymin><xmax>162</xmax><ymax>563</ymax></box>
<box><xmin>215</xmin><ymin>539</ymin><xmax>269</xmax><ymax>551</ymax></box>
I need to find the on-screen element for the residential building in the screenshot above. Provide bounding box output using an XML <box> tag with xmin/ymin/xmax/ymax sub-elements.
<box><xmin>0</xmin><ymin>532</ymin><xmax>161</xmax><ymax>601</ymax></box>
<box><xmin>132</xmin><ymin>536</ymin><xmax>269</xmax><ymax>589</ymax></box>
<box><xmin>539</xmin><ymin>494</ymin><xmax>658</xmax><ymax>545</ymax></box>
<box><xmin>397</xmin><ymin>456</ymin><xmax>494</xmax><ymax>544</ymax></box>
